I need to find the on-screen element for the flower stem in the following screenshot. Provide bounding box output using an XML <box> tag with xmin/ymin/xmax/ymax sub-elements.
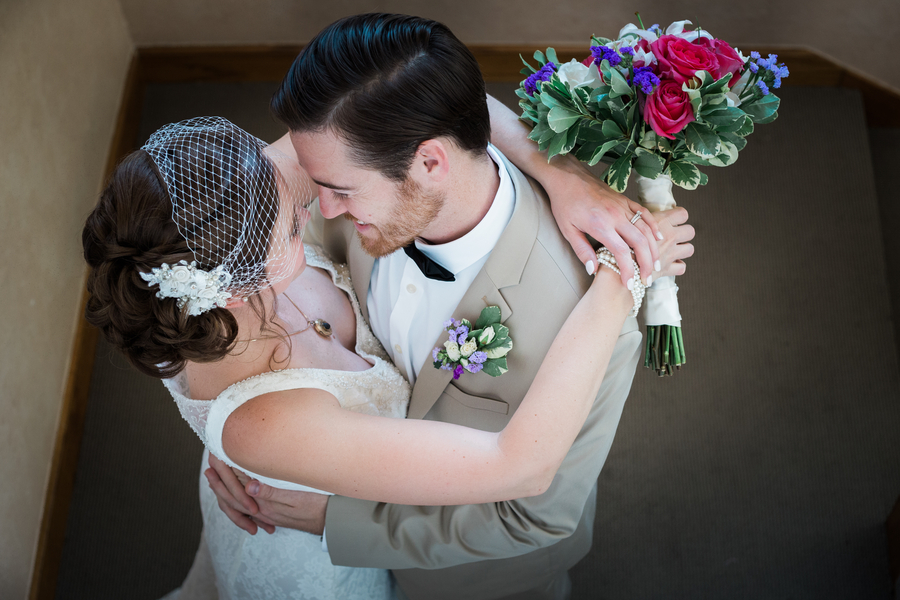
<box><xmin>635</xmin><ymin>12</ymin><xmax>645</xmax><ymax>30</ymax></box>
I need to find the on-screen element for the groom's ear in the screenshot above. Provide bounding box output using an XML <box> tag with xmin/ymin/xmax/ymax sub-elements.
<box><xmin>411</xmin><ymin>139</ymin><xmax>450</xmax><ymax>184</ymax></box>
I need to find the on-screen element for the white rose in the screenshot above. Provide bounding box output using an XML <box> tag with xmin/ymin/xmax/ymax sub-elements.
<box><xmin>197</xmin><ymin>286</ymin><xmax>217</xmax><ymax>299</ymax></box>
<box><xmin>557</xmin><ymin>59</ymin><xmax>602</xmax><ymax>90</ymax></box>
<box><xmin>170</xmin><ymin>265</ymin><xmax>192</xmax><ymax>283</ymax></box>
<box><xmin>727</xmin><ymin>69</ymin><xmax>753</xmax><ymax>107</ymax></box>
<box><xmin>444</xmin><ymin>341</ymin><xmax>461</xmax><ymax>362</ymax></box>
<box><xmin>460</xmin><ymin>338</ymin><xmax>478</xmax><ymax>358</ymax></box>
<box><xmin>478</xmin><ymin>327</ymin><xmax>495</xmax><ymax>345</ymax></box>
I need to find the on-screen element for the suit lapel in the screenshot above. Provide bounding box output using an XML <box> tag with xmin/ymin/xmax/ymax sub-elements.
<box><xmin>406</xmin><ymin>151</ymin><xmax>541</xmax><ymax>420</ymax></box>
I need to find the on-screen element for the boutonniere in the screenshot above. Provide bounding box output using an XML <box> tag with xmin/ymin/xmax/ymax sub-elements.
<box><xmin>432</xmin><ymin>306</ymin><xmax>513</xmax><ymax>379</ymax></box>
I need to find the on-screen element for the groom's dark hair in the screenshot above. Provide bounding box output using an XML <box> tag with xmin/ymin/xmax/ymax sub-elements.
<box><xmin>271</xmin><ymin>13</ymin><xmax>490</xmax><ymax>181</ymax></box>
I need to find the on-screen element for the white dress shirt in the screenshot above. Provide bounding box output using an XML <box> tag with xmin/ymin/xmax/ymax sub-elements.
<box><xmin>367</xmin><ymin>144</ymin><xmax>515</xmax><ymax>384</ymax></box>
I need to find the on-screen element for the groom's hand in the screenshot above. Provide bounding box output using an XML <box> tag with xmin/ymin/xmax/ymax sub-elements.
<box><xmin>245</xmin><ymin>481</ymin><xmax>329</xmax><ymax>536</ymax></box>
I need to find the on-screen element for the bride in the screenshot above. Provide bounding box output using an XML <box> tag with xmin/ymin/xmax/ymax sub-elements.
<box><xmin>82</xmin><ymin>116</ymin><xmax>689</xmax><ymax>599</ymax></box>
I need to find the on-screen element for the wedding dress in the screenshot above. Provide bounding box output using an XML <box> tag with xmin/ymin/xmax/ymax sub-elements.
<box><xmin>163</xmin><ymin>244</ymin><xmax>411</xmax><ymax>600</ymax></box>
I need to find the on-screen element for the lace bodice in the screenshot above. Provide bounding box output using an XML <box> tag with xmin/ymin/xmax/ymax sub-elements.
<box><xmin>163</xmin><ymin>244</ymin><xmax>411</xmax><ymax>493</ymax></box>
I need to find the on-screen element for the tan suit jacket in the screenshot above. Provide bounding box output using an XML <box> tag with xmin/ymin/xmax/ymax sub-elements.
<box><xmin>308</xmin><ymin>151</ymin><xmax>642</xmax><ymax>600</ymax></box>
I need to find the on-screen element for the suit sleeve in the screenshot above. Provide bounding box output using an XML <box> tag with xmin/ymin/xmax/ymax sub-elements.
<box><xmin>323</xmin><ymin>325</ymin><xmax>642</xmax><ymax>569</ymax></box>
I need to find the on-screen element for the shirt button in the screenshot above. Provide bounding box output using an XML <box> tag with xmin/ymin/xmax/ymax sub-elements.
<box><xmin>406</xmin><ymin>284</ymin><xmax>417</xmax><ymax>294</ymax></box>
<box><xmin>394</xmin><ymin>344</ymin><xmax>402</xmax><ymax>354</ymax></box>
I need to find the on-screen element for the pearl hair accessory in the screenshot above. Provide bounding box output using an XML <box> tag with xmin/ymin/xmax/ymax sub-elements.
<box><xmin>140</xmin><ymin>260</ymin><xmax>232</xmax><ymax>316</ymax></box>
<box><xmin>595</xmin><ymin>248</ymin><xmax>646</xmax><ymax>317</ymax></box>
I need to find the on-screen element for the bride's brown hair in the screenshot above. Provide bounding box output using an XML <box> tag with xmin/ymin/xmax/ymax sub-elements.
<box><xmin>82</xmin><ymin>135</ymin><xmax>281</xmax><ymax>379</ymax></box>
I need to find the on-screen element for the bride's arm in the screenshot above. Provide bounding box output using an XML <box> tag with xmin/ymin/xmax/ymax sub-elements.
<box><xmin>222</xmin><ymin>265</ymin><xmax>632</xmax><ymax>505</ymax></box>
<box><xmin>486</xmin><ymin>95</ymin><xmax>661</xmax><ymax>287</ymax></box>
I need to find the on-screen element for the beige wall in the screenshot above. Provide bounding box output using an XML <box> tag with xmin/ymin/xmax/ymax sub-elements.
<box><xmin>0</xmin><ymin>0</ymin><xmax>133</xmax><ymax>596</ymax></box>
<box><xmin>118</xmin><ymin>0</ymin><xmax>899</xmax><ymax>91</ymax></box>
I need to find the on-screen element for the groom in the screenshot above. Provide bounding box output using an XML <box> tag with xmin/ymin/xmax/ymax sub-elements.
<box><xmin>210</xmin><ymin>13</ymin><xmax>682</xmax><ymax>600</ymax></box>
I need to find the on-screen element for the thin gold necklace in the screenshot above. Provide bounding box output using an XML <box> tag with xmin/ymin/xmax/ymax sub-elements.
<box><xmin>241</xmin><ymin>293</ymin><xmax>333</xmax><ymax>343</ymax></box>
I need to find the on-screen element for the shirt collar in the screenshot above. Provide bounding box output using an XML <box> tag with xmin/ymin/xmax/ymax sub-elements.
<box><xmin>415</xmin><ymin>144</ymin><xmax>515</xmax><ymax>275</ymax></box>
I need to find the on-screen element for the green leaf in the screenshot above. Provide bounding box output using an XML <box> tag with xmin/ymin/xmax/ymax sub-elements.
<box><xmin>533</xmin><ymin>50</ymin><xmax>546</xmax><ymax>66</ymax></box>
<box><xmin>519</xmin><ymin>54</ymin><xmax>537</xmax><ymax>73</ymax></box>
<box><xmin>545</xmin><ymin>47</ymin><xmax>559</xmax><ymax>66</ymax></box>
<box><xmin>547</xmin><ymin>131</ymin><xmax>568</xmax><ymax>159</ymax></box>
<box><xmin>577</xmin><ymin>122</ymin><xmax>608</xmax><ymax>142</ymax></box>
<box><xmin>742</xmin><ymin>94</ymin><xmax>780</xmax><ymax>124</ymax></box>
<box><xmin>547</xmin><ymin>106</ymin><xmax>581</xmax><ymax>133</ymax></box>
<box><xmin>601</xmin><ymin>119</ymin><xmax>623</xmax><ymax>138</ymax></box>
<box><xmin>701</xmin><ymin>107</ymin><xmax>746</xmax><ymax>126</ymax></box>
<box><xmin>633</xmin><ymin>150</ymin><xmax>665</xmax><ymax>179</ymax></box>
<box><xmin>515</xmin><ymin>88</ymin><xmax>531</xmax><ymax>101</ymax></box>
<box><xmin>707</xmin><ymin>139</ymin><xmax>739</xmax><ymax>167</ymax></box>
<box><xmin>666</xmin><ymin>160</ymin><xmax>702</xmax><ymax>190</ymax></box>
<box><xmin>475</xmin><ymin>306</ymin><xmax>502</xmax><ymax>329</ymax></box>
<box><xmin>589</xmin><ymin>139</ymin><xmax>620</xmax><ymax>166</ymax></box>
<box><xmin>684</xmin><ymin>122</ymin><xmax>721</xmax><ymax>158</ymax></box>
<box><xmin>698</xmin><ymin>172</ymin><xmax>709</xmax><ymax>186</ymax></box>
<box><xmin>608</xmin><ymin>68</ymin><xmax>633</xmax><ymax>99</ymax></box>
<box><xmin>574</xmin><ymin>141</ymin><xmax>601</xmax><ymax>162</ymax></box>
<box><xmin>719</xmin><ymin>132</ymin><xmax>748</xmax><ymax>151</ymax></box>
<box><xmin>481</xmin><ymin>357</ymin><xmax>508</xmax><ymax>377</ymax></box>
<box><xmin>640</xmin><ymin>127</ymin><xmax>658</xmax><ymax>150</ymax></box>
<box><xmin>606</xmin><ymin>153</ymin><xmax>633</xmax><ymax>192</ymax></box>
<box><xmin>562</xmin><ymin>124</ymin><xmax>580</xmax><ymax>154</ymax></box>
<box><xmin>734</xmin><ymin>115</ymin><xmax>754</xmax><ymax>136</ymax></box>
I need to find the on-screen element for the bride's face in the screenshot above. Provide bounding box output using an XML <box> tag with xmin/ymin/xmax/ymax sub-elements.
<box><xmin>262</xmin><ymin>148</ymin><xmax>313</xmax><ymax>297</ymax></box>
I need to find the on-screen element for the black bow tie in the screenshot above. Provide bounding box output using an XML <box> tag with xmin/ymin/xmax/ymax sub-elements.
<box><xmin>403</xmin><ymin>243</ymin><xmax>455</xmax><ymax>282</ymax></box>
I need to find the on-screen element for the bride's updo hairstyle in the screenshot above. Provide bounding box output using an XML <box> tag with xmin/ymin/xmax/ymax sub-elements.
<box><xmin>83</xmin><ymin>117</ymin><xmax>307</xmax><ymax>378</ymax></box>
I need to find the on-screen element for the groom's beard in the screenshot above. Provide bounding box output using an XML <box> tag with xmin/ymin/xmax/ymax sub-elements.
<box><xmin>347</xmin><ymin>177</ymin><xmax>445</xmax><ymax>258</ymax></box>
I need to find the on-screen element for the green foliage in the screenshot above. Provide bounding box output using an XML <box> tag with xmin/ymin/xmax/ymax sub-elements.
<box><xmin>517</xmin><ymin>47</ymin><xmax>782</xmax><ymax>191</ymax></box>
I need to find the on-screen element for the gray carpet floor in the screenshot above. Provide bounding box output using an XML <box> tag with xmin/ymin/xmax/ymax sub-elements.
<box><xmin>56</xmin><ymin>83</ymin><xmax>900</xmax><ymax>599</ymax></box>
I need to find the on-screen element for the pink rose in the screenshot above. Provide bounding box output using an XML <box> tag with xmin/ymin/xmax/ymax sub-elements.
<box><xmin>644</xmin><ymin>79</ymin><xmax>695</xmax><ymax>139</ymax></box>
<box><xmin>651</xmin><ymin>35</ymin><xmax>719</xmax><ymax>85</ymax></box>
<box><xmin>696</xmin><ymin>37</ymin><xmax>744</xmax><ymax>87</ymax></box>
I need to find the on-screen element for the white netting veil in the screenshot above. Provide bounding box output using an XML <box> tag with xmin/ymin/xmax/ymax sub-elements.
<box><xmin>141</xmin><ymin>116</ymin><xmax>312</xmax><ymax>304</ymax></box>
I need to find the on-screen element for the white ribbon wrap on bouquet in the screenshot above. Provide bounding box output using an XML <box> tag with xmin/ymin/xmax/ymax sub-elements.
<box><xmin>635</xmin><ymin>173</ymin><xmax>682</xmax><ymax>327</ymax></box>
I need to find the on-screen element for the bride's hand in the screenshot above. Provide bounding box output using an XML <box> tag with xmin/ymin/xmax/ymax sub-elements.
<box><xmin>645</xmin><ymin>207</ymin><xmax>694</xmax><ymax>281</ymax></box>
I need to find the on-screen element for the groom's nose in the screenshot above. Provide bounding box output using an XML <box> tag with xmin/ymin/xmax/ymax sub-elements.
<box><xmin>317</xmin><ymin>189</ymin><xmax>347</xmax><ymax>219</ymax></box>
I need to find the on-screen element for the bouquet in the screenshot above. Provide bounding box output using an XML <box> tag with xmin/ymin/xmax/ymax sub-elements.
<box><xmin>433</xmin><ymin>306</ymin><xmax>513</xmax><ymax>379</ymax></box>
<box><xmin>517</xmin><ymin>16</ymin><xmax>788</xmax><ymax>376</ymax></box>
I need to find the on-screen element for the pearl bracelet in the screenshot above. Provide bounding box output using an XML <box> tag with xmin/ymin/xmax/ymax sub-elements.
<box><xmin>596</xmin><ymin>248</ymin><xmax>645</xmax><ymax>317</ymax></box>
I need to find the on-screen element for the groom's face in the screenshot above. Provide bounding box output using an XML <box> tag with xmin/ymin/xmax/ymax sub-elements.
<box><xmin>290</xmin><ymin>129</ymin><xmax>444</xmax><ymax>257</ymax></box>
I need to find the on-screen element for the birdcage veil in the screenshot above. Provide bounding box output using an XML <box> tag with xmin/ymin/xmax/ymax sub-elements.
<box><xmin>140</xmin><ymin>116</ymin><xmax>312</xmax><ymax>309</ymax></box>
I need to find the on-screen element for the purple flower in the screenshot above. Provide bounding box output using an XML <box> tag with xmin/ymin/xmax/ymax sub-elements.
<box><xmin>620</xmin><ymin>46</ymin><xmax>635</xmax><ymax>56</ymax></box>
<box><xmin>631</xmin><ymin>66</ymin><xmax>660</xmax><ymax>94</ymax></box>
<box><xmin>748</xmin><ymin>62</ymin><xmax>758</xmax><ymax>73</ymax></box>
<box><xmin>440</xmin><ymin>363</ymin><xmax>453</xmax><ymax>371</ymax></box>
<box><xmin>455</xmin><ymin>325</ymin><xmax>469</xmax><ymax>342</ymax></box>
<box><xmin>453</xmin><ymin>365</ymin><xmax>464</xmax><ymax>380</ymax></box>
<box><xmin>649</xmin><ymin>24</ymin><xmax>662</xmax><ymax>36</ymax></box>
<box><xmin>756</xmin><ymin>80</ymin><xmax>770</xmax><ymax>95</ymax></box>
<box><xmin>469</xmin><ymin>351</ymin><xmax>488</xmax><ymax>364</ymax></box>
<box><xmin>432</xmin><ymin>347</ymin><xmax>440</xmax><ymax>361</ymax></box>
<box><xmin>756</xmin><ymin>58</ymin><xmax>771</xmax><ymax>70</ymax></box>
<box><xmin>776</xmin><ymin>65</ymin><xmax>790</xmax><ymax>78</ymax></box>
<box><xmin>591</xmin><ymin>45</ymin><xmax>621</xmax><ymax>67</ymax></box>
<box><xmin>750</xmin><ymin>51</ymin><xmax>761</xmax><ymax>60</ymax></box>
<box><xmin>773</xmin><ymin>76</ymin><xmax>782</xmax><ymax>89</ymax></box>
<box><xmin>443</xmin><ymin>319</ymin><xmax>454</xmax><ymax>329</ymax></box>
<box><xmin>465</xmin><ymin>362</ymin><xmax>484</xmax><ymax>374</ymax></box>
<box><xmin>524</xmin><ymin>62</ymin><xmax>557</xmax><ymax>95</ymax></box>
<box><xmin>447</xmin><ymin>329</ymin><xmax>458</xmax><ymax>344</ymax></box>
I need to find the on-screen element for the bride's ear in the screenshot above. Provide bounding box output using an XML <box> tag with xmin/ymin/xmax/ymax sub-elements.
<box><xmin>223</xmin><ymin>296</ymin><xmax>247</xmax><ymax>310</ymax></box>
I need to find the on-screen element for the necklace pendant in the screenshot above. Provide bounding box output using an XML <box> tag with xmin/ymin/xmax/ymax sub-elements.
<box><xmin>312</xmin><ymin>319</ymin><xmax>333</xmax><ymax>338</ymax></box>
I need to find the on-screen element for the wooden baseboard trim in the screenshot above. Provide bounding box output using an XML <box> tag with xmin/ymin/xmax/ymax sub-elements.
<box><xmin>29</xmin><ymin>52</ymin><xmax>145</xmax><ymax>600</ymax></box>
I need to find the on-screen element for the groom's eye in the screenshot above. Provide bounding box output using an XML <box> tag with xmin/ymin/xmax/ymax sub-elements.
<box><xmin>332</xmin><ymin>190</ymin><xmax>349</xmax><ymax>201</ymax></box>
